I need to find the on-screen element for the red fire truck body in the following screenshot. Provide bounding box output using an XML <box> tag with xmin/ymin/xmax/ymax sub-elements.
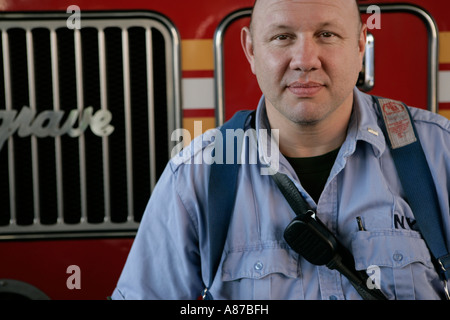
<box><xmin>0</xmin><ymin>0</ymin><xmax>449</xmax><ymax>299</ymax></box>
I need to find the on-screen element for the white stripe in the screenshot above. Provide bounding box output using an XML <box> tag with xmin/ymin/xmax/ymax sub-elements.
<box><xmin>182</xmin><ymin>78</ymin><xmax>214</xmax><ymax>109</ymax></box>
<box><xmin>439</xmin><ymin>71</ymin><xmax>450</xmax><ymax>103</ymax></box>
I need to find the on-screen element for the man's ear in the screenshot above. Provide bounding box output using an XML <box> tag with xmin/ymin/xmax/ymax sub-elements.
<box><xmin>241</xmin><ymin>26</ymin><xmax>256</xmax><ymax>75</ymax></box>
<box><xmin>358</xmin><ymin>24</ymin><xmax>368</xmax><ymax>71</ymax></box>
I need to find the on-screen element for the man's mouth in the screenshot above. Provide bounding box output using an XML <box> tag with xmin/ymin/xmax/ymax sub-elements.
<box><xmin>287</xmin><ymin>81</ymin><xmax>324</xmax><ymax>98</ymax></box>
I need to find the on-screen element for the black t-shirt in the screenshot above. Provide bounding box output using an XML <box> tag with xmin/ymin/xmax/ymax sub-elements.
<box><xmin>284</xmin><ymin>148</ymin><xmax>340</xmax><ymax>203</ymax></box>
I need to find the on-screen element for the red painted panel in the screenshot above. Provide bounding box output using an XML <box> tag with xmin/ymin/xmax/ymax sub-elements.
<box><xmin>362</xmin><ymin>12</ymin><xmax>429</xmax><ymax>109</ymax></box>
<box><xmin>0</xmin><ymin>238</ymin><xmax>133</xmax><ymax>299</ymax></box>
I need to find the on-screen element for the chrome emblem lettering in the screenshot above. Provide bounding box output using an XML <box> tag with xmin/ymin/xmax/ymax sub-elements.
<box><xmin>0</xmin><ymin>106</ymin><xmax>114</xmax><ymax>151</ymax></box>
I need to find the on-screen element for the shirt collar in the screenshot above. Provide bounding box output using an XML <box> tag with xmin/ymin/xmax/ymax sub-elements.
<box><xmin>254</xmin><ymin>96</ymin><xmax>281</xmax><ymax>171</ymax></box>
<box><xmin>349</xmin><ymin>87</ymin><xmax>386</xmax><ymax>158</ymax></box>
<box><xmin>254</xmin><ymin>87</ymin><xmax>387</xmax><ymax>168</ymax></box>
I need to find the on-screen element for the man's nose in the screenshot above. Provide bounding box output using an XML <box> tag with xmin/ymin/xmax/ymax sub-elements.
<box><xmin>289</xmin><ymin>37</ymin><xmax>321</xmax><ymax>72</ymax></box>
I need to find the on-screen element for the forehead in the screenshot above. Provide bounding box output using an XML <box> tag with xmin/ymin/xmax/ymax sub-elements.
<box><xmin>252</xmin><ymin>0</ymin><xmax>356</xmax><ymax>31</ymax></box>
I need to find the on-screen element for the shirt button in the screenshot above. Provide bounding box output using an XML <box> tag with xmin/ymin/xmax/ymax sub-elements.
<box><xmin>393</xmin><ymin>253</ymin><xmax>403</xmax><ymax>262</ymax></box>
<box><xmin>254</xmin><ymin>261</ymin><xmax>264</xmax><ymax>271</ymax></box>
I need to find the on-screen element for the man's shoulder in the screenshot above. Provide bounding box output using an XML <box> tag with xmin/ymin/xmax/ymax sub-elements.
<box><xmin>356</xmin><ymin>89</ymin><xmax>450</xmax><ymax>134</ymax></box>
<box><xmin>408</xmin><ymin>105</ymin><xmax>450</xmax><ymax>133</ymax></box>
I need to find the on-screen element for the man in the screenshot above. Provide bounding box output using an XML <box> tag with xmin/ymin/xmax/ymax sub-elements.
<box><xmin>112</xmin><ymin>0</ymin><xmax>450</xmax><ymax>300</ymax></box>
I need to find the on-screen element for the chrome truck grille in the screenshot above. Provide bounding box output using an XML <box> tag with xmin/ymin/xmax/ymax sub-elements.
<box><xmin>0</xmin><ymin>12</ymin><xmax>181</xmax><ymax>239</ymax></box>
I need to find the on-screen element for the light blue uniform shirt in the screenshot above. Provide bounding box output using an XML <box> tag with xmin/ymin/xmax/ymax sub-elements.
<box><xmin>112</xmin><ymin>88</ymin><xmax>450</xmax><ymax>300</ymax></box>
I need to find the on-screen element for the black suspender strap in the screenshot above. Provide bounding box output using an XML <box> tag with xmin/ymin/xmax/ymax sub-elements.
<box><xmin>203</xmin><ymin>110</ymin><xmax>254</xmax><ymax>300</ymax></box>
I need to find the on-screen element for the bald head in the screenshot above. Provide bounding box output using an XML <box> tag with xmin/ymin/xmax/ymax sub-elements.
<box><xmin>250</xmin><ymin>0</ymin><xmax>362</xmax><ymax>33</ymax></box>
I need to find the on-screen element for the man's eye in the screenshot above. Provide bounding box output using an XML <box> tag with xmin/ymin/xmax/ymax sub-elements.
<box><xmin>320</xmin><ymin>32</ymin><xmax>335</xmax><ymax>38</ymax></box>
<box><xmin>273</xmin><ymin>34</ymin><xmax>290</xmax><ymax>41</ymax></box>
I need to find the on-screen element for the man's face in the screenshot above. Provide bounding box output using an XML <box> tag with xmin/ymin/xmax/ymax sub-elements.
<box><xmin>242</xmin><ymin>0</ymin><xmax>367</xmax><ymax>126</ymax></box>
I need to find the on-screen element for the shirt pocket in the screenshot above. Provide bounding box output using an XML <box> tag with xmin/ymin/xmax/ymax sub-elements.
<box><xmin>351</xmin><ymin>229</ymin><xmax>438</xmax><ymax>300</ymax></box>
<box><xmin>220</xmin><ymin>244</ymin><xmax>303</xmax><ymax>299</ymax></box>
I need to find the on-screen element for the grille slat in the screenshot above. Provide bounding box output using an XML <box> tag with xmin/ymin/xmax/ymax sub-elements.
<box><xmin>0</xmin><ymin>30</ymin><xmax>10</xmax><ymax>226</ymax></box>
<box><xmin>0</xmin><ymin>13</ymin><xmax>181</xmax><ymax>237</ymax></box>
<box><xmin>98</xmin><ymin>28</ymin><xmax>111</xmax><ymax>222</ymax></box>
<box><xmin>121</xmin><ymin>27</ymin><xmax>134</xmax><ymax>222</ymax></box>
<box><xmin>74</xmin><ymin>27</ymin><xmax>88</xmax><ymax>223</ymax></box>
<box><xmin>50</xmin><ymin>28</ymin><xmax>64</xmax><ymax>224</ymax></box>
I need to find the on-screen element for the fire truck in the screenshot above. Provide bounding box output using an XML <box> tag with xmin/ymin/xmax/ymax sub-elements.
<box><xmin>0</xmin><ymin>0</ymin><xmax>448</xmax><ymax>299</ymax></box>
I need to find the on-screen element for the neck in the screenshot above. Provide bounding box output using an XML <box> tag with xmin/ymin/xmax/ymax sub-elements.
<box><xmin>267</xmin><ymin>95</ymin><xmax>353</xmax><ymax>158</ymax></box>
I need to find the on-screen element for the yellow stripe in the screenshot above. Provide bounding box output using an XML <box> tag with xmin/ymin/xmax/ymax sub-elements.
<box><xmin>182</xmin><ymin>117</ymin><xmax>216</xmax><ymax>146</ymax></box>
<box><xmin>440</xmin><ymin>32</ymin><xmax>450</xmax><ymax>64</ymax></box>
<box><xmin>439</xmin><ymin>109</ymin><xmax>450</xmax><ymax>120</ymax></box>
<box><xmin>181</xmin><ymin>39</ymin><xmax>214</xmax><ymax>71</ymax></box>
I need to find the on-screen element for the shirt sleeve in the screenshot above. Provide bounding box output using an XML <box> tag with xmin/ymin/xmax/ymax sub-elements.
<box><xmin>111</xmin><ymin>162</ymin><xmax>203</xmax><ymax>299</ymax></box>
